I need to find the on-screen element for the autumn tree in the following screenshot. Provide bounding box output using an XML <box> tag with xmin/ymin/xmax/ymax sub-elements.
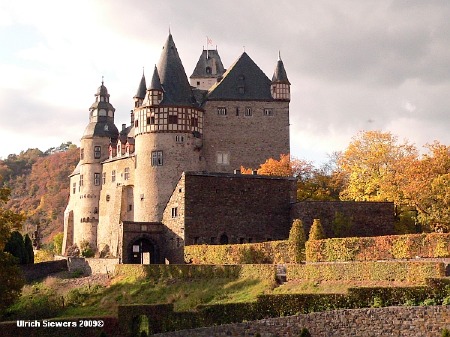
<box><xmin>401</xmin><ymin>142</ymin><xmax>450</xmax><ymax>230</ymax></box>
<box><xmin>0</xmin><ymin>181</ymin><xmax>25</xmax><ymax>313</ymax></box>
<box><xmin>338</xmin><ymin>130</ymin><xmax>417</xmax><ymax>204</ymax></box>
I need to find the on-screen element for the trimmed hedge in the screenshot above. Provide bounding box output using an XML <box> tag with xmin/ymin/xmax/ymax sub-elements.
<box><xmin>184</xmin><ymin>240</ymin><xmax>291</xmax><ymax>265</ymax></box>
<box><xmin>287</xmin><ymin>261</ymin><xmax>445</xmax><ymax>284</ymax></box>
<box><xmin>114</xmin><ymin>264</ymin><xmax>276</xmax><ymax>282</ymax></box>
<box><xmin>306</xmin><ymin>233</ymin><xmax>450</xmax><ymax>262</ymax></box>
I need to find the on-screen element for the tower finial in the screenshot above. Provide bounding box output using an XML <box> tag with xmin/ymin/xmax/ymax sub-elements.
<box><xmin>101</xmin><ymin>75</ymin><xmax>104</xmax><ymax>85</ymax></box>
<box><xmin>278</xmin><ymin>50</ymin><xmax>281</xmax><ymax>61</ymax></box>
<box><xmin>169</xmin><ymin>25</ymin><xmax>171</xmax><ymax>35</ymax></box>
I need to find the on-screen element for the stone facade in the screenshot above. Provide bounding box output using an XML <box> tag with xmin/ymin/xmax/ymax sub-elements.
<box><xmin>152</xmin><ymin>306</ymin><xmax>450</xmax><ymax>337</ymax></box>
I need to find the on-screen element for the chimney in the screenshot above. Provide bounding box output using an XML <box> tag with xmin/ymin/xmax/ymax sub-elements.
<box><xmin>122</xmin><ymin>124</ymin><xmax>126</xmax><ymax>131</ymax></box>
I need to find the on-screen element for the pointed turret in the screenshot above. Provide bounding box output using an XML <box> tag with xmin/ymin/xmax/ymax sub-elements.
<box><xmin>144</xmin><ymin>65</ymin><xmax>164</xmax><ymax>106</ymax></box>
<box><xmin>157</xmin><ymin>33</ymin><xmax>196</xmax><ymax>106</ymax></box>
<box><xmin>133</xmin><ymin>72</ymin><xmax>147</xmax><ymax>108</ymax></box>
<box><xmin>271</xmin><ymin>52</ymin><xmax>290</xmax><ymax>101</ymax></box>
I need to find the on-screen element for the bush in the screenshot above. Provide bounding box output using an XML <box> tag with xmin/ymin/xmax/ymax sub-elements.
<box><xmin>308</xmin><ymin>219</ymin><xmax>326</xmax><ymax>241</ymax></box>
<box><xmin>289</xmin><ymin>219</ymin><xmax>306</xmax><ymax>263</ymax></box>
<box><xmin>299</xmin><ymin>328</ymin><xmax>312</xmax><ymax>337</ymax></box>
<box><xmin>80</xmin><ymin>240</ymin><xmax>95</xmax><ymax>258</ymax></box>
<box><xmin>442</xmin><ymin>328</ymin><xmax>450</xmax><ymax>337</ymax></box>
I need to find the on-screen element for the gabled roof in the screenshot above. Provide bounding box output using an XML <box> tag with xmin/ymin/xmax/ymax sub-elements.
<box><xmin>272</xmin><ymin>55</ymin><xmax>290</xmax><ymax>85</ymax></box>
<box><xmin>134</xmin><ymin>73</ymin><xmax>147</xmax><ymax>99</ymax></box>
<box><xmin>207</xmin><ymin>52</ymin><xmax>272</xmax><ymax>101</ymax></box>
<box><xmin>157</xmin><ymin>34</ymin><xmax>196</xmax><ymax>106</ymax></box>
<box><xmin>190</xmin><ymin>49</ymin><xmax>225</xmax><ymax>78</ymax></box>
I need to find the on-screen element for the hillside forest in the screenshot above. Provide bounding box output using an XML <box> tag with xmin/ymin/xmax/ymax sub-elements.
<box><xmin>0</xmin><ymin>131</ymin><xmax>449</xmax><ymax>246</ymax></box>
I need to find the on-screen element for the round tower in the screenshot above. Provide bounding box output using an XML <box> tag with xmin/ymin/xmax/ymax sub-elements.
<box><xmin>133</xmin><ymin>33</ymin><xmax>204</xmax><ymax>222</ymax></box>
<box><xmin>74</xmin><ymin>81</ymin><xmax>119</xmax><ymax>252</ymax></box>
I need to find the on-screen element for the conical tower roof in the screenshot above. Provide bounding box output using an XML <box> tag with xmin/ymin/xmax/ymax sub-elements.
<box><xmin>134</xmin><ymin>72</ymin><xmax>147</xmax><ymax>99</ymax></box>
<box><xmin>157</xmin><ymin>34</ymin><xmax>196</xmax><ymax>106</ymax></box>
<box><xmin>272</xmin><ymin>53</ymin><xmax>290</xmax><ymax>84</ymax></box>
<box><xmin>149</xmin><ymin>65</ymin><xmax>163</xmax><ymax>91</ymax></box>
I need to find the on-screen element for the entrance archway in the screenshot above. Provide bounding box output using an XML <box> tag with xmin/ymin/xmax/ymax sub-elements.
<box><xmin>129</xmin><ymin>238</ymin><xmax>156</xmax><ymax>264</ymax></box>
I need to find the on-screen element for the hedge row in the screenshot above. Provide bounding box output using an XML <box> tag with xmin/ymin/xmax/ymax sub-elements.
<box><xmin>114</xmin><ymin>264</ymin><xmax>276</xmax><ymax>282</ymax></box>
<box><xmin>119</xmin><ymin>278</ymin><xmax>450</xmax><ymax>334</ymax></box>
<box><xmin>184</xmin><ymin>240</ymin><xmax>291</xmax><ymax>265</ymax></box>
<box><xmin>287</xmin><ymin>261</ymin><xmax>445</xmax><ymax>284</ymax></box>
<box><xmin>306</xmin><ymin>233</ymin><xmax>450</xmax><ymax>262</ymax></box>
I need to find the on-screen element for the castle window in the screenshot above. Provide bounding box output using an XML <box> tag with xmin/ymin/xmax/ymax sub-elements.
<box><xmin>151</xmin><ymin>116</ymin><xmax>155</xmax><ymax>124</ymax></box>
<box><xmin>193</xmin><ymin>237</ymin><xmax>199</xmax><ymax>244</ymax></box>
<box><xmin>128</xmin><ymin>204</ymin><xmax>133</xmax><ymax>211</ymax></box>
<box><xmin>80</xmin><ymin>175</ymin><xmax>84</xmax><ymax>187</ymax></box>
<box><xmin>124</xmin><ymin>167</ymin><xmax>130</xmax><ymax>180</ymax></box>
<box><xmin>264</xmin><ymin>108</ymin><xmax>273</xmax><ymax>116</ymax></box>
<box><xmin>236</xmin><ymin>107</ymin><xmax>239</xmax><ymax>116</ymax></box>
<box><xmin>94</xmin><ymin>146</ymin><xmax>101</xmax><ymax>159</ymax></box>
<box><xmin>94</xmin><ymin>173</ymin><xmax>101</xmax><ymax>186</ymax></box>
<box><xmin>135</xmin><ymin>120</ymin><xmax>138</xmax><ymax>127</ymax></box>
<box><xmin>217</xmin><ymin>152</ymin><xmax>229</xmax><ymax>165</ymax></box>
<box><xmin>191</xmin><ymin>117</ymin><xmax>198</xmax><ymax>128</ymax></box>
<box><xmin>168</xmin><ymin>115</ymin><xmax>178</xmax><ymax>124</ymax></box>
<box><xmin>151</xmin><ymin>151</ymin><xmax>163</xmax><ymax>166</ymax></box>
<box><xmin>146</xmin><ymin>117</ymin><xmax>151</xmax><ymax>125</ymax></box>
<box><xmin>80</xmin><ymin>148</ymin><xmax>84</xmax><ymax>160</ymax></box>
<box><xmin>102</xmin><ymin>172</ymin><xmax>106</xmax><ymax>185</ymax></box>
<box><xmin>175</xmin><ymin>135</ymin><xmax>184</xmax><ymax>143</ymax></box>
<box><xmin>94</xmin><ymin>207</ymin><xmax>98</xmax><ymax>214</ymax></box>
<box><xmin>106</xmin><ymin>194</ymin><xmax>110</xmax><ymax>202</ymax></box>
<box><xmin>244</xmin><ymin>107</ymin><xmax>252</xmax><ymax>116</ymax></box>
<box><xmin>217</xmin><ymin>107</ymin><xmax>227</xmax><ymax>116</ymax></box>
<box><xmin>171</xmin><ymin>207</ymin><xmax>178</xmax><ymax>218</ymax></box>
<box><xmin>197</xmin><ymin>81</ymin><xmax>200</xmax><ymax>86</ymax></box>
<box><xmin>111</xmin><ymin>170</ymin><xmax>116</xmax><ymax>182</ymax></box>
<box><xmin>72</xmin><ymin>182</ymin><xmax>76</xmax><ymax>194</ymax></box>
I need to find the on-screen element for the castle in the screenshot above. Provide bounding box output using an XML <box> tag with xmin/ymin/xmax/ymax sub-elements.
<box><xmin>62</xmin><ymin>34</ymin><xmax>394</xmax><ymax>264</ymax></box>
<box><xmin>62</xmin><ymin>33</ymin><xmax>293</xmax><ymax>263</ymax></box>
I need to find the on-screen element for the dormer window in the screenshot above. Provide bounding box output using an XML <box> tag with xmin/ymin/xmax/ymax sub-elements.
<box><xmin>206</xmin><ymin>66</ymin><xmax>211</xmax><ymax>74</ymax></box>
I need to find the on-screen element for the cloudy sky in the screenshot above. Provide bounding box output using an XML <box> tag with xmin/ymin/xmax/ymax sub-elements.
<box><xmin>1</xmin><ymin>0</ymin><xmax>449</xmax><ymax>164</ymax></box>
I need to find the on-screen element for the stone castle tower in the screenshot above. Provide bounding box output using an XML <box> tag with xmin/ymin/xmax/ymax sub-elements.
<box><xmin>62</xmin><ymin>33</ymin><xmax>291</xmax><ymax>263</ymax></box>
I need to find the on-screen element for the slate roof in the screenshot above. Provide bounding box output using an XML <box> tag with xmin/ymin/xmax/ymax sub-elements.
<box><xmin>272</xmin><ymin>56</ymin><xmax>290</xmax><ymax>84</ymax></box>
<box><xmin>207</xmin><ymin>52</ymin><xmax>273</xmax><ymax>101</ymax></box>
<box><xmin>149</xmin><ymin>65</ymin><xmax>163</xmax><ymax>91</ymax></box>
<box><xmin>82</xmin><ymin>121</ymin><xmax>119</xmax><ymax>139</ymax></box>
<box><xmin>190</xmin><ymin>49</ymin><xmax>225</xmax><ymax>78</ymax></box>
<box><xmin>157</xmin><ymin>34</ymin><xmax>197</xmax><ymax>106</ymax></box>
<box><xmin>134</xmin><ymin>73</ymin><xmax>147</xmax><ymax>99</ymax></box>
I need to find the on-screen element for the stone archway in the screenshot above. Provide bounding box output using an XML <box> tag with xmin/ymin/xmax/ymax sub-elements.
<box><xmin>129</xmin><ymin>237</ymin><xmax>156</xmax><ymax>264</ymax></box>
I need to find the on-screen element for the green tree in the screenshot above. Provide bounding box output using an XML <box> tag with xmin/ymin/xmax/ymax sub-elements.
<box><xmin>309</xmin><ymin>219</ymin><xmax>326</xmax><ymax>240</ymax></box>
<box><xmin>288</xmin><ymin>219</ymin><xmax>306</xmax><ymax>262</ymax></box>
<box><xmin>24</xmin><ymin>234</ymin><xmax>34</xmax><ymax>264</ymax></box>
<box><xmin>4</xmin><ymin>231</ymin><xmax>28</xmax><ymax>264</ymax></box>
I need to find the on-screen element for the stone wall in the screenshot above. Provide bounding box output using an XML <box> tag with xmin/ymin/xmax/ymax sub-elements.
<box><xmin>20</xmin><ymin>259</ymin><xmax>68</xmax><ymax>282</ymax></box>
<box><xmin>152</xmin><ymin>306</ymin><xmax>450</xmax><ymax>337</ymax></box>
<box><xmin>180</xmin><ymin>172</ymin><xmax>297</xmax><ymax>245</ymax></box>
<box><xmin>292</xmin><ymin>201</ymin><xmax>395</xmax><ymax>238</ymax></box>
<box><xmin>58</xmin><ymin>257</ymin><xmax>118</xmax><ymax>275</ymax></box>
<box><xmin>202</xmin><ymin>100</ymin><xmax>290</xmax><ymax>173</ymax></box>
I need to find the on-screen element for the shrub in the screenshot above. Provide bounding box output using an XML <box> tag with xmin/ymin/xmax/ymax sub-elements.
<box><xmin>289</xmin><ymin>219</ymin><xmax>306</xmax><ymax>263</ymax></box>
<box><xmin>308</xmin><ymin>219</ymin><xmax>326</xmax><ymax>241</ymax></box>
<box><xmin>4</xmin><ymin>231</ymin><xmax>28</xmax><ymax>264</ymax></box>
<box><xmin>442</xmin><ymin>328</ymin><xmax>450</xmax><ymax>337</ymax></box>
<box><xmin>80</xmin><ymin>240</ymin><xmax>95</xmax><ymax>258</ymax></box>
<box><xmin>299</xmin><ymin>328</ymin><xmax>312</xmax><ymax>337</ymax></box>
<box><xmin>24</xmin><ymin>234</ymin><xmax>34</xmax><ymax>264</ymax></box>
